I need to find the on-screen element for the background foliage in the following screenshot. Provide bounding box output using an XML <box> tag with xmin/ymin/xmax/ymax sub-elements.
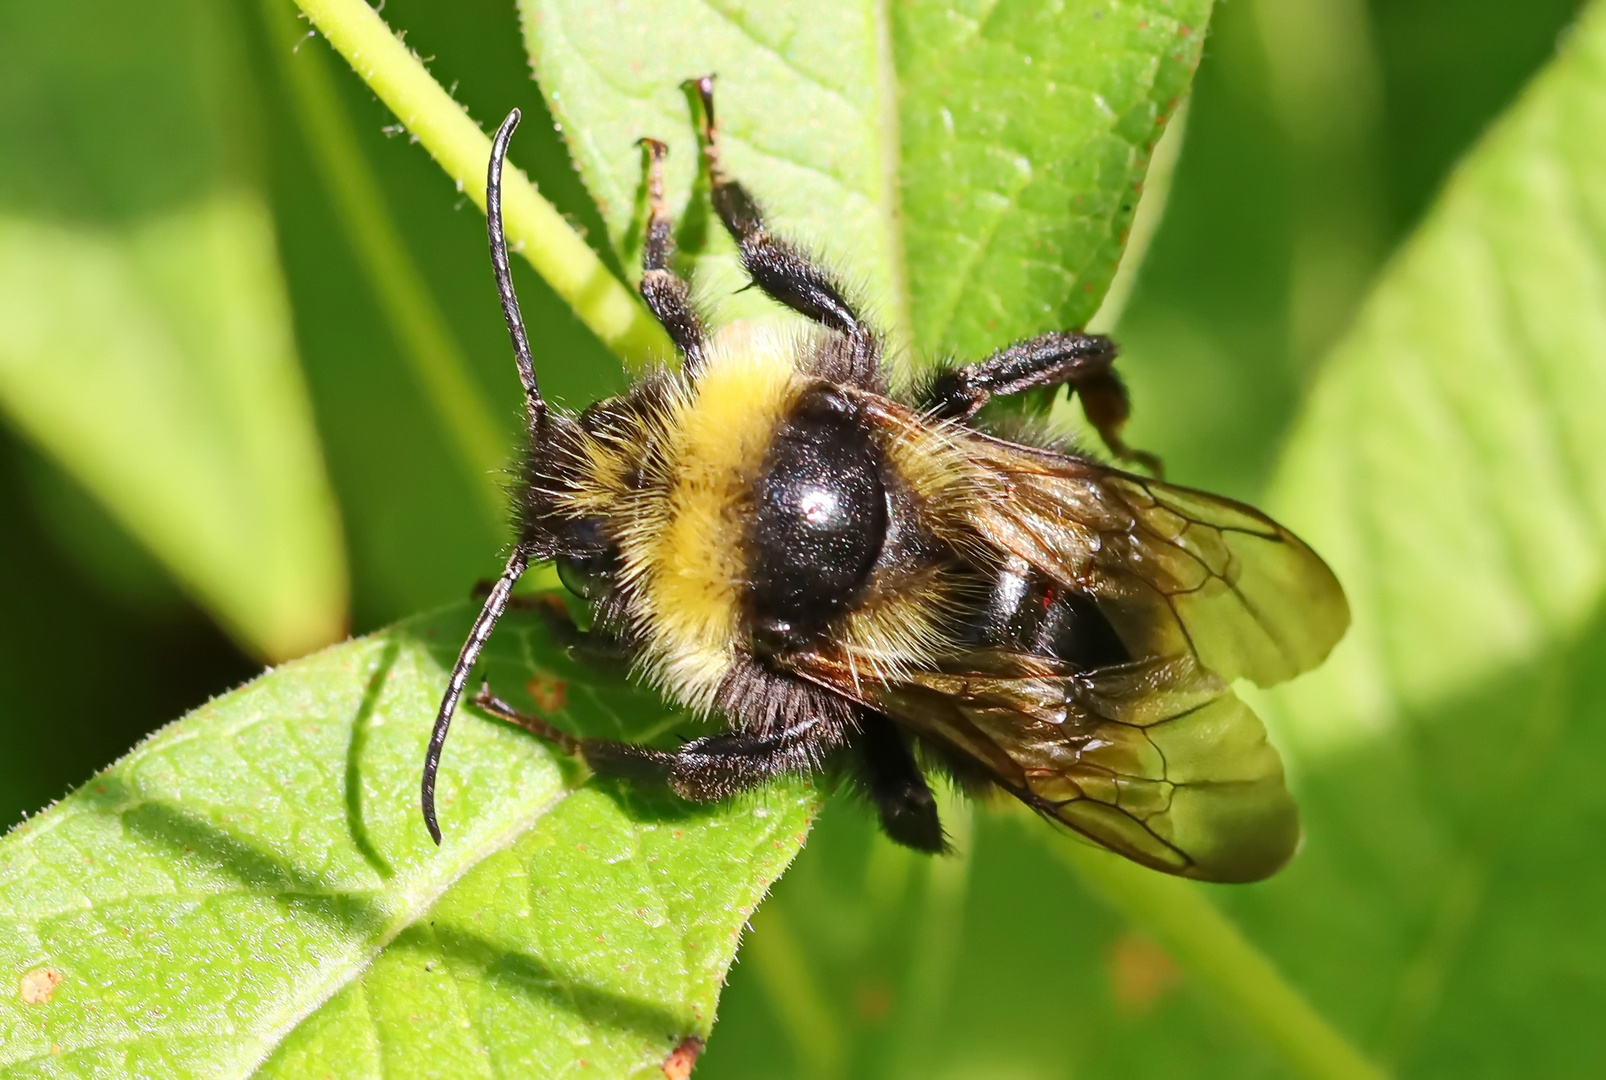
<box><xmin>1</xmin><ymin>0</ymin><xmax>1600</xmax><ymax>1077</ymax></box>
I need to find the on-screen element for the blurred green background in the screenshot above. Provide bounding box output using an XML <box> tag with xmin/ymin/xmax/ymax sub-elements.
<box><xmin>0</xmin><ymin>0</ymin><xmax>1588</xmax><ymax>1076</ymax></box>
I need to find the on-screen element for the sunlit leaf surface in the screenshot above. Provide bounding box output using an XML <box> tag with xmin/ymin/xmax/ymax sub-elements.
<box><xmin>1253</xmin><ymin>4</ymin><xmax>1606</xmax><ymax>1075</ymax></box>
<box><xmin>519</xmin><ymin>0</ymin><xmax>1206</xmax><ymax>355</ymax></box>
<box><xmin>0</xmin><ymin>607</ymin><xmax>814</xmax><ymax>1077</ymax></box>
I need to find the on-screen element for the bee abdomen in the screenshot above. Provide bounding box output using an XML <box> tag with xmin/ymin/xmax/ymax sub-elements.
<box><xmin>960</xmin><ymin>559</ymin><xmax>1129</xmax><ymax>670</ymax></box>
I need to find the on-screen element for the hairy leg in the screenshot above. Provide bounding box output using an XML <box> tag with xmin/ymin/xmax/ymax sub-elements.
<box><xmin>924</xmin><ymin>330</ymin><xmax>1162</xmax><ymax>475</ymax></box>
<box><xmin>689</xmin><ymin>76</ymin><xmax>867</xmax><ymax>339</ymax></box>
<box><xmin>474</xmin><ymin>688</ymin><xmax>846</xmax><ymax>802</ymax></box>
<box><xmin>854</xmin><ymin>711</ymin><xmax>946</xmax><ymax>853</ymax></box>
<box><xmin>636</xmin><ymin>137</ymin><xmax>708</xmax><ymax>370</ymax></box>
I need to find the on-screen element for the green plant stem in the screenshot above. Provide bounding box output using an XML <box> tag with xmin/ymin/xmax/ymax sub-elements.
<box><xmin>288</xmin><ymin>0</ymin><xmax>669</xmax><ymax>368</ymax></box>
<box><xmin>1054</xmin><ymin>838</ymin><xmax>1388</xmax><ymax>1080</ymax></box>
<box><xmin>264</xmin><ymin>0</ymin><xmax>505</xmax><ymax>525</ymax></box>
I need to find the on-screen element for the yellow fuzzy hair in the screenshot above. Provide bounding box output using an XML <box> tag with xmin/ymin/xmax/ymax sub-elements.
<box><xmin>558</xmin><ymin>330</ymin><xmax>1003</xmax><ymax>717</ymax></box>
<box><xmin>622</xmin><ymin>325</ymin><xmax>805</xmax><ymax>711</ymax></box>
<box><xmin>867</xmin><ymin>399</ymin><xmax>997</xmax><ymax>550</ymax></box>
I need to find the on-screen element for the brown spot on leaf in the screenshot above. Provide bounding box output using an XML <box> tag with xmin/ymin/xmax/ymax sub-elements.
<box><xmin>526</xmin><ymin>669</ymin><xmax>568</xmax><ymax>712</ymax></box>
<box><xmin>662</xmin><ymin>1036</ymin><xmax>704</xmax><ymax>1079</ymax></box>
<box><xmin>19</xmin><ymin>967</ymin><xmax>62</xmax><ymax>1004</ymax></box>
<box><xmin>1107</xmin><ymin>933</ymin><xmax>1180</xmax><ymax>1015</ymax></box>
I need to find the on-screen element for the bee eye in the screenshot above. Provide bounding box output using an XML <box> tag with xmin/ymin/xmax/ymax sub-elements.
<box><xmin>749</xmin><ymin>388</ymin><xmax>885</xmax><ymax>652</ymax></box>
<box><xmin>556</xmin><ymin>553</ymin><xmax>611</xmax><ymax>600</ymax></box>
<box><xmin>556</xmin><ymin>518</ymin><xmax>615</xmax><ymax>600</ymax></box>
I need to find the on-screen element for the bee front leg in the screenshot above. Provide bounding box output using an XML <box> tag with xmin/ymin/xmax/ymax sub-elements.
<box><xmin>924</xmin><ymin>331</ymin><xmax>1163</xmax><ymax>476</ymax></box>
<box><xmin>636</xmin><ymin>136</ymin><xmax>709</xmax><ymax>371</ymax></box>
<box><xmin>473</xmin><ymin>684</ymin><xmax>586</xmax><ymax>755</ymax></box>
<box><xmin>574</xmin><ymin>722</ymin><xmax>841</xmax><ymax>802</ymax></box>
<box><xmin>468</xmin><ymin>582</ymin><xmax>632</xmax><ymax>669</ymax></box>
<box><xmin>688</xmin><ymin>75</ymin><xmax>868</xmax><ymax>341</ymax></box>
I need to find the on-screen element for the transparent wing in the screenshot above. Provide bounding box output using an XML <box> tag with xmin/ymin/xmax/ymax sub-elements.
<box><xmin>798</xmin><ymin>649</ymin><xmax>1299</xmax><ymax>882</ymax></box>
<box><xmin>962</xmin><ymin>434</ymin><xmax>1349</xmax><ymax>686</ymax></box>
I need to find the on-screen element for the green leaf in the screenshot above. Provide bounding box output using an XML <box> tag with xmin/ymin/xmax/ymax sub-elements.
<box><xmin>1243</xmin><ymin>1</ymin><xmax>1606</xmax><ymax>1072</ymax></box>
<box><xmin>519</xmin><ymin>0</ymin><xmax>1208</xmax><ymax>355</ymax></box>
<box><xmin>262</xmin><ymin>0</ymin><xmax>512</xmax><ymax>530</ymax></box>
<box><xmin>0</xmin><ymin>0</ymin><xmax>347</xmax><ymax>661</ymax></box>
<box><xmin>0</xmin><ymin>606</ymin><xmax>815</xmax><ymax>1077</ymax></box>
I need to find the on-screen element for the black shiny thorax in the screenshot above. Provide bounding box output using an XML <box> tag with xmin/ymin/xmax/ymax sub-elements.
<box><xmin>748</xmin><ymin>385</ymin><xmax>886</xmax><ymax>652</ymax></box>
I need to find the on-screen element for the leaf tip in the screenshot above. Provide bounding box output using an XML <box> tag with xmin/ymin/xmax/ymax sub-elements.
<box><xmin>662</xmin><ymin>1036</ymin><xmax>704</xmax><ymax>1080</ymax></box>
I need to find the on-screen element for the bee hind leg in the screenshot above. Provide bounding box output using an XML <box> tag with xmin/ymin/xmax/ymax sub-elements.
<box><xmin>474</xmin><ymin>692</ymin><xmax>846</xmax><ymax>802</ymax></box>
<box><xmin>854</xmin><ymin>712</ymin><xmax>947</xmax><ymax>853</ymax></box>
<box><xmin>924</xmin><ymin>330</ymin><xmax>1163</xmax><ymax>476</ymax></box>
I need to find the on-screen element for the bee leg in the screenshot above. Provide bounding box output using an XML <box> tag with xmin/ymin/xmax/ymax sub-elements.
<box><xmin>476</xmin><ymin>694</ymin><xmax>844</xmax><ymax>803</ymax></box>
<box><xmin>466</xmin><ymin>583</ymin><xmax>630</xmax><ymax>668</ymax></box>
<box><xmin>636</xmin><ymin>137</ymin><xmax>708</xmax><ymax>371</ymax></box>
<box><xmin>474</xmin><ymin>684</ymin><xmax>585</xmax><ymax>754</ymax></box>
<box><xmin>925</xmin><ymin>331</ymin><xmax>1164</xmax><ymax>476</ymax></box>
<box><xmin>854</xmin><ymin>712</ymin><xmax>946</xmax><ymax>854</ymax></box>
<box><xmin>687</xmin><ymin>75</ymin><xmax>867</xmax><ymax>340</ymax></box>
<box><xmin>610</xmin><ymin>718</ymin><xmax>844</xmax><ymax>801</ymax></box>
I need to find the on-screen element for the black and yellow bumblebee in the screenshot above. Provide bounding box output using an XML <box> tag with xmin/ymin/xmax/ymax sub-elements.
<box><xmin>421</xmin><ymin>79</ymin><xmax>1349</xmax><ymax>883</ymax></box>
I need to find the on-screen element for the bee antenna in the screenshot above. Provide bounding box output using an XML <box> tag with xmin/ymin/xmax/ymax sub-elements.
<box><xmin>487</xmin><ymin>109</ymin><xmax>544</xmax><ymax>425</ymax></box>
<box><xmin>421</xmin><ymin>109</ymin><xmax>545</xmax><ymax>845</ymax></box>
<box><xmin>421</xmin><ymin>548</ymin><xmax>531</xmax><ymax>844</ymax></box>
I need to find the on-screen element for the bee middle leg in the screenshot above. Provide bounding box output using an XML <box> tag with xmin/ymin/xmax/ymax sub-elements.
<box><xmin>688</xmin><ymin>76</ymin><xmax>867</xmax><ymax>341</ymax></box>
<box><xmin>923</xmin><ymin>331</ymin><xmax>1163</xmax><ymax>475</ymax></box>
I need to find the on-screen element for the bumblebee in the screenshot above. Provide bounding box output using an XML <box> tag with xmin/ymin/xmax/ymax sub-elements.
<box><xmin>421</xmin><ymin>80</ymin><xmax>1349</xmax><ymax>883</ymax></box>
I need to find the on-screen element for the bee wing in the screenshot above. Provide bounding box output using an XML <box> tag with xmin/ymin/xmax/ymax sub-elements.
<box><xmin>963</xmin><ymin>435</ymin><xmax>1349</xmax><ymax>687</ymax></box>
<box><xmin>798</xmin><ymin>649</ymin><xmax>1298</xmax><ymax>882</ymax></box>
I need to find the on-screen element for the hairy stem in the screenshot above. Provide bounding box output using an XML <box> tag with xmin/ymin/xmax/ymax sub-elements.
<box><xmin>288</xmin><ymin>0</ymin><xmax>669</xmax><ymax>368</ymax></box>
<box><xmin>1055</xmin><ymin>839</ymin><xmax>1388</xmax><ymax>1080</ymax></box>
<box><xmin>264</xmin><ymin>0</ymin><xmax>505</xmax><ymax>525</ymax></box>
